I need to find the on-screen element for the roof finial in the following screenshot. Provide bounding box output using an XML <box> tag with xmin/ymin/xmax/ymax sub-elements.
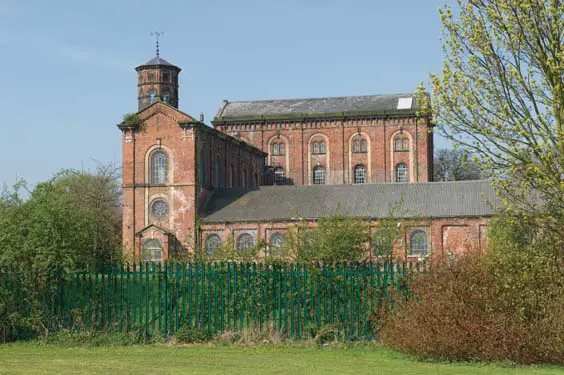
<box><xmin>150</xmin><ymin>31</ymin><xmax>164</xmax><ymax>57</ymax></box>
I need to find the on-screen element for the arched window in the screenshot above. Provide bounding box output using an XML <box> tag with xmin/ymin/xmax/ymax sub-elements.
<box><xmin>395</xmin><ymin>163</ymin><xmax>408</xmax><ymax>183</ymax></box>
<box><xmin>354</xmin><ymin>165</ymin><xmax>367</xmax><ymax>184</ymax></box>
<box><xmin>236</xmin><ymin>233</ymin><xmax>254</xmax><ymax>249</ymax></box>
<box><xmin>271</xmin><ymin>143</ymin><xmax>278</xmax><ymax>155</ymax></box>
<box><xmin>360</xmin><ymin>139</ymin><xmax>367</xmax><ymax>152</ymax></box>
<box><xmin>151</xmin><ymin>150</ymin><xmax>168</xmax><ymax>184</ymax></box>
<box><xmin>313</xmin><ymin>166</ymin><xmax>325</xmax><ymax>185</ymax></box>
<box><xmin>199</xmin><ymin>151</ymin><xmax>207</xmax><ymax>186</ymax></box>
<box><xmin>353</xmin><ymin>141</ymin><xmax>360</xmax><ymax>153</ymax></box>
<box><xmin>312</xmin><ymin>142</ymin><xmax>319</xmax><ymax>154</ymax></box>
<box><xmin>319</xmin><ymin>141</ymin><xmax>326</xmax><ymax>154</ymax></box>
<box><xmin>205</xmin><ymin>234</ymin><xmax>222</xmax><ymax>257</ymax></box>
<box><xmin>279</xmin><ymin>143</ymin><xmax>285</xmax><ymax>155</ymax></box>
<box><xmin>142</xmin><ymin>239</ymin><xmax>163</xmax><ymax>263</ymax></box>
<box><xmin>148</xmin><ymin>88</ymin><xmax>157</xmax><ymax>104</ymax></box>
<box><xmin>395</xmin><ymin>139</ymin><xmax>402</xmax><ymax>151</ymax></box>
<box><xmin>274</xmin><ymin>167</ymin><xmax>285</xmax><ymax>185</ymax></box>
<box><xmin>215</xmin><ymin>159</ymin><xmax>221</xmax><ymax>188</ymax></box>
<box><xmin>410</xmin><ymin>230</ymin><xmax>428</xmax><ymax>256</ymax></box>
<box><xmin>402</xmin><ymin>139</ymin><xmax>409</xmax><ymax>151</ymax></box>
<box><xmin>150</xmin><ymin>199</ymin><xmax>168</xmax><ymax>220</ymax></box>
<box><xmin>270</xmin><ymin>233</ymin><xmax>285</xmax><ymax>257</ymax></box>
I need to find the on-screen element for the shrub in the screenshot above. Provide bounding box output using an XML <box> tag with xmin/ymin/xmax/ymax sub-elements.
<box><xmin>380</xmin><ymin>246</ymin><xmax>564</xmax><ymax>365</ymax></box>
<box><xmin>175</xmin><ymin>325</ymin><xmax>212</xmax><ymax>343</ymax></box>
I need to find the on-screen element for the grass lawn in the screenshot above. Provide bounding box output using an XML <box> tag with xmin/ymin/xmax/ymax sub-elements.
<box><xmin>0</xmin><ymin>343</ymin><xmax>562</xmax><ymax>375</ymax></box>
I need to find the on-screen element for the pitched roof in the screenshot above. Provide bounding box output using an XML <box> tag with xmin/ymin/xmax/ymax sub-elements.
<box><xmin>201</xmin><ymin>180</ymin><xmax>497</xmax><ymax>223</ymax></box>
<box><xmin>213</xmin><ymin>93</ymin><xmax>420</xmax><ymax>121</ymax></box>
<box><xmin>136</xmin><ymin>56</ymin><xmax>181</xmax><ymax>71</ymax></box>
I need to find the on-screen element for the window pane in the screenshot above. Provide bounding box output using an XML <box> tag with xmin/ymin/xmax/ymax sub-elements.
<box><xmin>279</xmin><ymin>143</ymin><xmax>285</xmax><ymax>155</ymax></box>
<box><xmin>151</xmin><ymin>151</ymin><xmax>168</xmax><ymax>184</ymax></box>
<box><xmin>395</xmin><ymin>139</ymin><xmax>402</xmax><ymax>151</ymax></box>
<box><xmin>403</xmin><ymin>139</ymin><xmax>409</xmax><ymax>151</ymax></box>
<box><xmin>396</xmin><ymin>163</ymin><xmax>408</xmax><ymax>183</ymax></box>
<box><xmin>320</xmin><ymin>142</ymin><xmax>326</xmax><ymax>153</ymax></box>
<box><xmin>410</xmin><ymin>230</ymin><xmax>428</xmax><ymax>256</ymax></box>
<box><xmin>313</xmin><ymin>142</ymin><xmax>319</xmax><ymax>154</ymax></box>
<box><xmin>205</xmin><ymin>234</ymin><xmax>222</xmax><ymax>257</ymax></box>
<box><xmin>150</xmin><ymin>199</ymin><xmax>169</xmax><ymax>219</ymax></box>
<box><xmin>361</xmin><ymin>140</ymin><xmax>367</xmax><ymax>152</ymax></box>
<box><xmin>142</xmin><ymin>239</ymin><xmax>162</xmax><ymax>263</ymax></box>
<box><xmin>270</xmin><ymin>233</ymin><xmax>285</xmax><ymax>257</ymax></box>
<box><xmin>237</xmin><ymin>233</ymin><xmax>254</xmax><ymax>249</ymax></box>
<box><xmin>354</xmin><ymin>165</ymin><xmax>366</xmax><ymax>184</ymax></box>
<box><xmin>313</xmin><ymin>166</ymin><xmax>325</xmax><ymax>185</ymax></box>
<box><xmin>353</xmin><ymin>141</ymin><xmax>359</xmax><ymax>153</ymax></box>
<box><xmin>271</xmin><ymin>143</ymin><xmax>277</xmax><ymax>155</ymax></box>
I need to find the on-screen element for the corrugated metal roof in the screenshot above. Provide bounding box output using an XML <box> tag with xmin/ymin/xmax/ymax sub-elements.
<box><xmin>201</xmin><ymin>180</ymin><xmax>497</xmax><ymax>223</ymax></box>
<box><xmin>214</xmin><ymin>93</ymin><xmax>419</xmax><ymax>121</ymax></box>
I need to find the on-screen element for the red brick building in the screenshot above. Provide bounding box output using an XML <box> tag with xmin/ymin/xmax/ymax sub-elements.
<box><xmin>119</xmin><ymin>54</ymin><xmax>494</xmax><ymax>262</ymax></box>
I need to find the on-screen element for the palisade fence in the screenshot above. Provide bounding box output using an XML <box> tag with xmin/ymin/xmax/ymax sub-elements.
<box><xmin>1</xmin><ymin>261</ymin><xmax>424</xmax><ymax>341</ymax></box>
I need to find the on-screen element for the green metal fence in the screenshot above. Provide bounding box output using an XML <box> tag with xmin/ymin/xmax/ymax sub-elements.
<box><xmin>1</xmin><ymin>261</ymin><xmax>423</xmax><ymax>340</ymax></box>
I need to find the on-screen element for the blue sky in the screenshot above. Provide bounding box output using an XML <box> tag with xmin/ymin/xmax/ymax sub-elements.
<box><xmin>0</xmin><ymin>0</ymin><xmax>451</xmax><ymax>188</ymax></box>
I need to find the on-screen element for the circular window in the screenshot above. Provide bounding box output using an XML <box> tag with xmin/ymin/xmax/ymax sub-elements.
<box><xmin>151</xmin><ymin>199</ymin><xmax>168</xmax><ymax>219</ymax></box>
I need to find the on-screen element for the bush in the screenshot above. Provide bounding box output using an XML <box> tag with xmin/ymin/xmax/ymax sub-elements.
<box><xmin>175</xmin><ymin>325</ymin><xmax>212</xmax><ymax>343</ymax></box>
<box><xmin>39</xmin><ymin>330</ymin><xmax>148</xmax><ymax>347</ymax></box>
<box><xmin>380</xmin><ymin>243</ymin><xmax>564</xmax><ymax>364</ymax></box>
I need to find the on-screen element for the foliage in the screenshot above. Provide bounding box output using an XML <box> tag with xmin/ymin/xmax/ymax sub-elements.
<box><xmin>433</xmin><ymin>148</ymin><xmax>484</xmax><ymax>181</ymax></box>
<box><xmin>381</xmin><ymin>216</ymin><xmax>564</xmax><ymax>365</ymax></box>
<box><xmin>0</xmin><ymin>165</ymin><xmax>122</xmax><ymax>341</ymax></box>
<box><xmin>282</xmin><ymin>214</ymin><xmax>371</xmax><ymax>263</ymax></box>
<box><xmin>39</xmin><ymin>330</ymin><xmax>150</xmax><ymax>347</ymax></box>
<box><xmin>175</xmin><ymin>325</ymin><xmax>213</xmax><ymax>343</ymax></box>
<box><xmin>427</xmin><ymin>0</ymin><xmax>564</xmax><ymax>247</ymax></box>
<box><xmin>121</xmin><ymin>113</ymin><xmax>139</xmax><ymax>126</ymax></box>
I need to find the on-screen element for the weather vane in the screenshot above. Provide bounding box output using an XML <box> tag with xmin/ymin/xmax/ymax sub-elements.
<box><xmin>150</xmin><ymin>31</ymin><xmax>164</xmax><ymax>57</ymax></box>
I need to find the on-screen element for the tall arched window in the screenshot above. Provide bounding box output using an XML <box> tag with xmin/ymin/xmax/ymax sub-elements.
<box><xmin>360</xmin><ymin>139</ymin><xmax>367</xmax><ymax>152</ymax></box>
<box><xmin>313</xmin><ymin>166</ymin><xmax>325</xmax><ymax>185</ymax></box>
<box><xmin>142</xmin><ymin>239</ymin><xmax>163</xmax><ymax>263</ymax></box>
<box><xmin>199</xmin><ymin>151</ymin><xmax>207</xmax><ymax>186</ymax></box>
<box><xmin>236</xmin><ymin>233</ymin><xmax>254</xmax><ymax>249</ymax></box>
<box><xmin>319</xmin><ymin>141</ymin><xmax>326</xmax><ymax>154</ymax></box>
<box><xmin>274</xmin><ymin>167</ymin><xmax>285</xmax><ymax>185</ymax></box>
<box><xmin>215</xmin><ymin>159</ymin><xmax>221</xmax><ymax>188</ymax></box>
<box><xmin>151</xmin><ymin>150</ymin><xmax>168</xmax><ymax>184</ymax></box>
<box><xmin>270</xmin><ymin>233</ymin><xmax>285</xmax><ymax>257</ymax></box>
<box><xmin>395</xmin><ymin>163</ymin><xmax>408</xmax><ymax>183</ymax></box>
<box><xmin>354</xmin><ymin>165</ymin><xmax>367</xmax><ymax>184</ymax></box>
<box><xmin>410</xmin><ymin>230</ymin><xmax>428</xmax><ymax>256</ymax></box>
<box><xmin>205</xmin><ymin>234</ymin><xmax>222</xmax><ymax>257</ymax></box>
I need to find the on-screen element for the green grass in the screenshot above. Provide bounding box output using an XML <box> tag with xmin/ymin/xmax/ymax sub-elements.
<box><xmin>0</xmin><ymin>343</ymin><xmax>562</xmax><ymax>375</ymax></box>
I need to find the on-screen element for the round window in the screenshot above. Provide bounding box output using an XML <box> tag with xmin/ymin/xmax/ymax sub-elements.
<box><xmin>151</xmin><ymin>199</ymin><xmax>168</xmax><ymax>219</ymax></box>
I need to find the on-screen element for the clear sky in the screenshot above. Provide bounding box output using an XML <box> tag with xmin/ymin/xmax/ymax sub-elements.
<box><xmin>0</xmin><ymin>0</ymin><xmax>451</xmax><ymax>188</ymax></box>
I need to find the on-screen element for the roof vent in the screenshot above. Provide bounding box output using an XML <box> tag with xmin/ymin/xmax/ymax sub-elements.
<box><xmin>397</xmin><ymin>97</ymin><xmax>413</xmax><ymax>110</ymax></box>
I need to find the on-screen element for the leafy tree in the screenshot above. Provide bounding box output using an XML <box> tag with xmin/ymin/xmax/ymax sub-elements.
<box><xmin>426</xmin><ymin>0</ymin><xmax>564</xmax><ymax>247</ymax></box>
<box><xmin>433</xmin><ymin>148</ymin><xmax>484</xmax><ymax>181</ymax></box>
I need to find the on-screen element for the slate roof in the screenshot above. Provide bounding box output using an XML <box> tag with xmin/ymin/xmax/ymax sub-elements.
<box><xmin>201</xmin><ymin>180</ymin><xmax>497</xmax><ymax>223</ymax></box>
<box><xmin>213</xmin><ymin>93</ymin><xmax>420</xmax><ymax>121</ymax></box>
<box><xmin>136</xmin><ymin>56</ymin><xmax>180</xmax><ymax>70</ymax></box>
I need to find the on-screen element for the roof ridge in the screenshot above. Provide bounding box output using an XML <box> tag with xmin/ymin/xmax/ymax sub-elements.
<box><xmin>223</xmin><ymin>92</ymin><xmax>416</xmax><ymax>104</ymax></box>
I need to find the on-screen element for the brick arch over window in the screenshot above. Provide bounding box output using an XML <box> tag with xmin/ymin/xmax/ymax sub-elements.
<box><xmin>389</xmin><ymin>130</ymin><xmax>414</xmax><ymax>183</ymax></box>
<box><xmin>307</xmin><ymin>133</ymin><xmax>330</xmax><ymax>185</ymax></box>
<box><xmin>348</xmin><ymin>132</ymin><xmax>371</xmax><ymax>184</ymax></box>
